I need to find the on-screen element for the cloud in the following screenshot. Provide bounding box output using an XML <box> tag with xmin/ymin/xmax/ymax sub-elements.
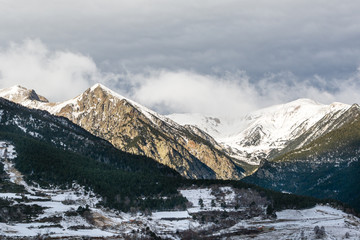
<box><xmin>1</xmin><ymin>1</ymin><xmax>360</xmax><ymax>78</ymax></box>
<box><xmin>0</xmin><ymin>39</ymin><xmax>359</xmax><ymax>118</ymax></box>
<box><xmin>121</xmin><ymin>69</ymin><xmax>360</xmax><ymax>118</ymax></box>
<box><xmin>254</xmin><ymin>71</ymin><xmax>360</xmax><ymax>107</ymax></box>
<box><xmin>126</xmin><ymin>70</ymin><xmax>258</xmax><ymax>117</ymax></box>
<box><xmin>0</xmin><ymin>39</ymin><xmax>103</xmax><ymax>101</ymax></box>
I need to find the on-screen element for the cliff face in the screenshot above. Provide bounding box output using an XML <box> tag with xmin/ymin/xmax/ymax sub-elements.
<box><xmin>56</xmin><ymin>85</ymin><xmax>243</xmax><ymax>179</ymax></box>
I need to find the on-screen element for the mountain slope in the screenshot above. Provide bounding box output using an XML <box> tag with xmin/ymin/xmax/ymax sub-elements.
<box><xmin>0</xmin><ymin>85</ymin><xmax>49</xmax><ymax>104</ymax></box>
<box><xmin>0</xmin><ymin>97</ymin><xmax>187</xmax><ymax>211</ymax></box>
<box><xmin>244</xmin><ymin>106</ymin><xmax>360</xmax><ymax>210</ymax></box>
<box><xmin>273</xmin><ymin>103</ymin><xmax>360</xmax><ymax>158</ymax></box>
<box><xmin>1</xmin><ymin>97</ymin><xmax>359</xmax><ymax>239</ymax></box>
<box><xmin>0</xmin><ymin>84</ymin><xmax>244</xmax><ymax>180</ymax></box>
<box><xmin>168</xmin><ymin>99</ymin><xmax>350</xmax><ymax>165</ymax></box>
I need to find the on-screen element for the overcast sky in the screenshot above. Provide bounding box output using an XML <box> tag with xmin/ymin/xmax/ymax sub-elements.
<box><xmin>0</xmin><ymin>0</ymin><xmax>360</xmax><ymax>116</ymax></box>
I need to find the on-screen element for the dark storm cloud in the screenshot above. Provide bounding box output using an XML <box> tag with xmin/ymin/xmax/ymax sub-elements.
<box><xmin>1</xmin><ymin>39</ymin><xmax>360</xmax><ymax>117</ymax></box>
<box><xmin>1</xmin><ymin>0</ymin><xmax>360</xmax><ymax>77</ymax></box>
<box><xmin>0</xmin><ymin>1</ymin><xmax>360</xmax><ymax>115</ymax></box>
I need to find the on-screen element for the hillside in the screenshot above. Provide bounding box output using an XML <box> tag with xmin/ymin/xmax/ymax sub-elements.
<box><xmin>244</xmin><ymin>109</ymin><xmax>360</xmax><ymax>210</ymax></box>
<box><xmin>1</xmin><ymin>96</ymin><xmax>359</xmax><ymax>239</ymax></box>
<box><xmin>0</xmin><ymin>97</ymin><xmax>185</xmax><ymax>212</ymax></box>
<box><xmin>0</xmin><ymin>85</ymin><xmax>245</xmax><ymax>180</ymax></box>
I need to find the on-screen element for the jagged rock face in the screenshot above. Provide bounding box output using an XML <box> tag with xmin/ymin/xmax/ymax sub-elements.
<box><xmin>39</xmin><ymin>85</ymin><xmax>244</xmax><ymax>180</ymax></box>
<box><xmin>240</xmin><ymin>125</ymin><xmax>265</xmax><ymax>147</ymax></box>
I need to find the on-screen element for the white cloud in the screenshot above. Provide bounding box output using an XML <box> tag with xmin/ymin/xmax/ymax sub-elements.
<box><xmin>0</xmin><ymin>39</ymin><xmax>359</xmax><ymax>118</ymax></box>
<box><xmin>0</xmin><ymin>39</ymin><xmax>102</xmax><ymax>101</ymax></box>
<box><xmin>126</xmin><ymin>70</ymin><xmax>258</xmax><ymax>117</ymax></box>
<box><xmin>124</xmin><ymin>69</ymin><xmax>360</xmax><ymax>117</ymax></box>
<box><xmin>255</xmin><ymin>71</ymin><xmax>360</xmax><ymax>107</ymax></box>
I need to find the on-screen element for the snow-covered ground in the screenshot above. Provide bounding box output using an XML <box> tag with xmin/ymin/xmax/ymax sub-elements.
<box><xmin>1</xmin><ymin>141</ymin><xmax>359</xmax><ymax>239</ymax></box>
<box><xmin>226</xmin><ymin>205</ymin><xmax>360</xmax><ymax>240</ymax></box>
<box><xmin>180</xmin><ymin>186</ymin><xmax>238</xmax><ymax>212</ymax></box>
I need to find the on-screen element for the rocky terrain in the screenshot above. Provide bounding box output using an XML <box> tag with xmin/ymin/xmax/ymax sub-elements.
<box><xmin>0</xmin><ymin>85</ymin><xmax>245</xmax><ymax>179</ymax></box>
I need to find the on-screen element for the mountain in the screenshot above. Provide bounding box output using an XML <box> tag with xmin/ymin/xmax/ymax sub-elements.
<box><xmin>244</xmin><ymin>104</ymin><xmax>360</xmax><ymax>210</ymax></box>
<box><xmin>0</xmin><ymin>84</ymin><xmax>245</xmax><ymax>179</ymax></box>
<box><xmin>0</xmin><ymin>85</ymin><xmax>49</xmax><ymax>104</ymax></box>
<box><xmin>274</xmin><ymin>102</ymin><xmax>360</xmax><ymax>158</ymax></box>
<box><xmin>0</xmin><ymin>97</ymin><xmax>186</xmax><ymax>212</ymax></box>
<box><xmin>1</xmin><ymin>90</ymin><xmax>359</xmax><ymax>239</ymax></box>
<box><xmin>168</xmin><ymin>99</ymin><xmax>350</xmax><ymax>165</ymax></box>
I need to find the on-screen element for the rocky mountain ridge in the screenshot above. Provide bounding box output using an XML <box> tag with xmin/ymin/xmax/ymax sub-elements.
<box><xmin>0</xmin><ymin>84</ymin><xmax>244</xmax><ymax>179</ymax></box>
<box><xmin>0</xmin><ymin>84</ymin><xmax>357</xmax><ymax>179</ymax></box>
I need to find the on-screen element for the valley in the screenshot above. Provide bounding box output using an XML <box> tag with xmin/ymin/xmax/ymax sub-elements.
<box><xmin>1</xmin><ymin>84</ymin><xmax>360</xmax><ymax>239</ymax></box>
<box><xmin>1</xmin><ymin>1</ymin><xmax>359</xmax><ymax>238</ymax></box>
<box><xmin>1</xmin><ymin>142</ymin><xmax>360</xmax><ymax>239</ymax></box>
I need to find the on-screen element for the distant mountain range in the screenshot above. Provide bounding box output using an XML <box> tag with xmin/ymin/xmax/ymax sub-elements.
<box><xmin>1</xmin><ymin>84</ymin><xmax>352</xmax><ymax>168</ymax></box>
<box><xmin>0</xmin><ymin>84</ymin><xmax>246</xmax><ymax>179</ymax></box>
<box><xmin>168</xmin><ymin>98</ymin><xmax>350</xmax><ymax>164</ymax></box>
<box><xmin>1</xmin><ymin>84</ymin><xmax>360</xmax><ymax>211</ymax></box>
<box><xmin>243</xmin><ymin>103</ymin><xmax>360</xmax><ymax>209</ymax></box>
<box><xmin>2</xmin><ymin>95</ymin><xmax>354</xmax><ymax>239</ymax></box>
<box><xmin>1</xmin><ymin>83</ymin><xmax>360</xmax><ymax>238</ymax></box>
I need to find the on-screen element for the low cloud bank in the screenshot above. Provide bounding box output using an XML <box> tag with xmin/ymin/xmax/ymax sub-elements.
<box><xmin>1</xmin><ymin>39</ymin><xmax>359</xmax><ymax>117</ymax></box>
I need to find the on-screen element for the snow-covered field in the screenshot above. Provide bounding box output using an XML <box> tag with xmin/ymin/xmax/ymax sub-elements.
<box><xmin>1</xmin><ymin>141</ymin><xmax>360</xmax><ymax>239</ymax></box>
<box><xmin>220</xmin><ymin>205</ymin><xmax>360</xmax><ymax>240</ymax></box>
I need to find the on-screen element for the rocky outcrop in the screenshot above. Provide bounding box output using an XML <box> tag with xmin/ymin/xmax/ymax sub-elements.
<box><xmin>55</xmin><ymin>85</ymin><xmax>243</xmax><ymax>179</ymax></box>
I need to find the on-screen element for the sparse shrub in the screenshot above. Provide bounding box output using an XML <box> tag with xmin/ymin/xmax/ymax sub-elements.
<box><xmin>314</xmin><ymin>225</ymin><xmax>325</xmax><ymax>239</ymax></box>
<box><xmin>180</xmin><ymin>229</ymin><xmax>201</xmax><ymax>240</ymax></box>
<box><xmin>64</xmin><ymin>210</ymin><xmax>78</xmax><ymax>217</ymax></box>
<box><xmin>198</xmin><ymin>198</ymin><xmax>204</xmax><ymax>209</ymax></box>
<box><xmin>61</xmin><ymin>197</ymin><xmax>76</xmax><ymax>205</ymax></box>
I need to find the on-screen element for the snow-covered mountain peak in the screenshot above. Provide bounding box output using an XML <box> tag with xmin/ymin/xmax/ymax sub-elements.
<box><xmin>87</xmin><ymin>83</ymin><xmax>174</xmax><ymax>125</ymax></box>
<box><xmin>89</xmin><ymin>83</ymin><xmax>127</xmax><ymax>101</ymax></box>
<box><xmin>0</xmin><ymin>85</ymin><xmax>48</xmax><ymax>103</ymax></box>
<box><xmin>168</xmin><ymin>98</ymin><xmax>350</xmax><ymax>165</ymax></box>
<box><xmin>220</xmin><ymin>99</ymin><xmax>350</xmax><ymax>164</ymax></box>
<box><xmin>289</xmin><ymin>98</ymin><xmax>320</xmax><ymax>104</ymax></box>
<box><xmin>243</xmin><ymin>98</ymin><xmax>348</xmax><ymax>124</ymax></box>
<box><xmin>283</xmin><ymin>98</ymin><xmax>321</xmax><ymax>106</ymax></box>
<box><xmin>90</xmin><ymin>83</ymin><xmax>106</xmax><ymax>90</ymax></box>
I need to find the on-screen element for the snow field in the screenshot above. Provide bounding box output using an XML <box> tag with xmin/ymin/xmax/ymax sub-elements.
<box><xmin>1</xmin><ymin>141</ymin><xmax>360</xmax><ymax>239</ymax></box>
